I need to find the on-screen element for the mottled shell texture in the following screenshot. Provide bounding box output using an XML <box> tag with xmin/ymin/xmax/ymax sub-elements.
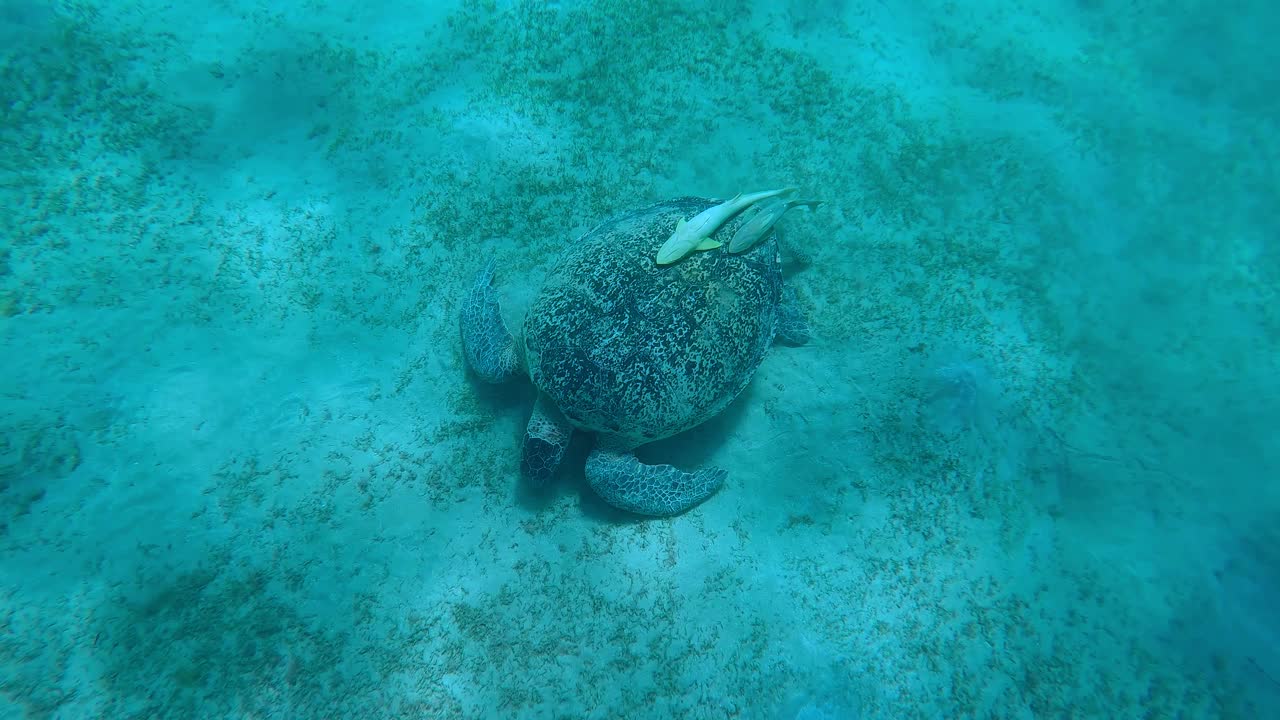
<box><xmin>523</xmin><ymin>197</ymin><xmax>783</xmax><ymax>447</ymax></box>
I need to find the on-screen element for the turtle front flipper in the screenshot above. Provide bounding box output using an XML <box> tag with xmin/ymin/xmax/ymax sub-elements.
<box><xmin>774</xmin><ymin>284</ymin><xmax>812</xmax><ymax>346</ymax></box>
<box><xmin>460</xmin><ymin>258</ymin><xmax>521</xmax><ymax>383</ymax></box>
<box><xmin>522</xmin><ymin>393</ymin><xmax>572</xmax><ymax>485</ymax></box>
<box><xmin>585</xmin><ymin>437</ymin><xmax>726</xmax><ymax>516</ymax></box>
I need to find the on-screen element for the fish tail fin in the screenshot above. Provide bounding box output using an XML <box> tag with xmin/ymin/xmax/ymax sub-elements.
<box><xmin>790</xmin><ymin>199</ymin><xmax>823</xmax><ymax>211</ymax></box>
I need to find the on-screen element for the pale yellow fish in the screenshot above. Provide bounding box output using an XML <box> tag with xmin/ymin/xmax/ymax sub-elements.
<box><xmin>655</xmin><ymin>187</ymin><xmax>797</xmax><ymax>265</ymax></box>
<box><xmin>727</xmin><ymin>198</ymin><xmax>823</xmax><ymax>254</ymax></box>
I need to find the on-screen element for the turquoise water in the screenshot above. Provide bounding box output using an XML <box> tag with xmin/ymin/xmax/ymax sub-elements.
<box><xmin>2</xmin><ymin>1</ymin><xmax>1277</xmax><ymax>717</ymax></box>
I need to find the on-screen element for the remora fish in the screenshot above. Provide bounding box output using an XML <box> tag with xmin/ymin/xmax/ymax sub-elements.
<box><xmin>727</xmin><ymin>197</ymin><xmax>823</xmax><ymax>254</ymax></box>
<box><xmin>654</xmin><ymin>187</ymin><xmax>797</xmax><ymax>265</ymax></box>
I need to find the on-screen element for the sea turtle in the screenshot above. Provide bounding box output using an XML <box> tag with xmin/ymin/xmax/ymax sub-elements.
<box><xmin>460</xmin><ymin>196</ymin><xmax>811</xmax><ymax>516</ymax></box>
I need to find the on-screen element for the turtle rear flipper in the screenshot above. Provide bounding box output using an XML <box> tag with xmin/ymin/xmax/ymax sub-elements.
<box><xmin>461</xmin><ymin>258</ymin><xmax>521</xmax><ymax>383</ymax></box>
<box><xmin>522</xmin><ymin>393</ymin><xmax>572</xmax><ymax>485</ymax></box>
<box><xmin>585</xmin><ymin>437</ymin><xmax>725</xmax><ymax>517</ymax></box>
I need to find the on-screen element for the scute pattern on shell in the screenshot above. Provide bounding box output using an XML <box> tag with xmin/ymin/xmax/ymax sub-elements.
<box><xmin>523</xmin><ymin>197</ymin><xmax>783</xmax><ymax>446</ymax></box>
